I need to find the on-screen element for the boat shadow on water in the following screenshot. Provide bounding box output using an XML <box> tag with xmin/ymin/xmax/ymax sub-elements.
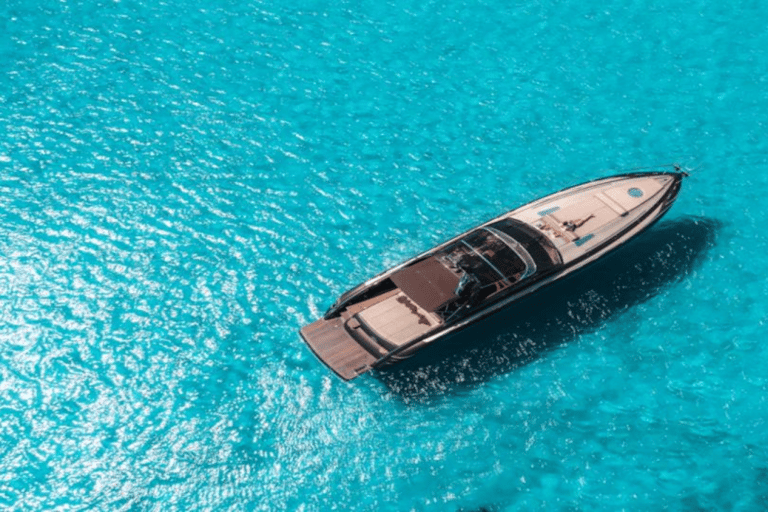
<box><xmin>374</xmin><ymin>216</ymin><xmax>721</xmax><ymax>402</ymax></box>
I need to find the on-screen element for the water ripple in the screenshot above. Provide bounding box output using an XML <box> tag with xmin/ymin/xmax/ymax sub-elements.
<box><xmin>3</xmin><ymin>0</ymin><xmax>768</xmax><ymax>509</ymax></box>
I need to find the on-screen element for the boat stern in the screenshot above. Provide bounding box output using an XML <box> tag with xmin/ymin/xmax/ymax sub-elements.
<box><xmin>299</xmin><ymin>318</ymin><xmax>378</xmax><ymax>381</ymax></box>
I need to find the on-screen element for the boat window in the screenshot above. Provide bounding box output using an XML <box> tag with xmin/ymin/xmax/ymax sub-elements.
<box><xmin>487</xmin><ymin>218</ymin><xmax>563</xmax><ymax>268</ymax></box>
<box><xmin>483</xmin><ymin>227</ymin><xmax>538</xmax><ymax>280</ymax></box>
<box><xmin>430</xmin><ymin>219</ymin><xmax>564</xmax><ymax>320</ymax></box>
<box><xmin>438</xmin><ymin>229</ymin><xmax>531</xmax><ymax>286</ymax></box>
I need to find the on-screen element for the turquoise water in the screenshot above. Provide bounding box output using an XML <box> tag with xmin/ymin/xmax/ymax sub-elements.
<box><xmin>2</xmin><ymin>0</ymin><xmax>768</xmax><ymax>509</ymax></box>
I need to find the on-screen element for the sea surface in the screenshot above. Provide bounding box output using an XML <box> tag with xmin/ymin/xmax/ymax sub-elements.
<box><xmin>2</xmin><ymin>0</ymin><xmax>768</xmax><ymax>510</ymax></box>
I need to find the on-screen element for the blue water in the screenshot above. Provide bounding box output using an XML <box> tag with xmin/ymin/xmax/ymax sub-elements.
<box><xmin>2</xmin><ymin>0</ymin><xmax>768</xmax><ymax>510</ymax></box>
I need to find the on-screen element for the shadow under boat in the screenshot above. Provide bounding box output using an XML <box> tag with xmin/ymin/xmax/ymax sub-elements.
<box><xmin>374</xmin><ymin>216</ymin><xmax>721</xmax><ymax>401</ymax></box>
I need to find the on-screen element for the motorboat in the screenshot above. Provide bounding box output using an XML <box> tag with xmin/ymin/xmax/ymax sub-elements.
<box><xmin>300</xmin><ymin>168</ymin><xmax>686</xmax><ymax>381</ymax></box>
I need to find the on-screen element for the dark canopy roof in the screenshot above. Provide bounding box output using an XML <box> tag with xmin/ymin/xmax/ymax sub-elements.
<box><xmin>391</xmin><ymin>256</ymin><xmax>460</xmax><ymax>312</ymax></box>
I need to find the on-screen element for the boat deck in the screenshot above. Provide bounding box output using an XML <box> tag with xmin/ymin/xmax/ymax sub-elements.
<box><xmin>300</xmin><ymin>317</ymin><xmax>378</xmax><ymax>380</ymax></box>
<box><xmin>514</xmin><ymin>175</ymin><xmax>668</xmax><ymax>263</ymax></box>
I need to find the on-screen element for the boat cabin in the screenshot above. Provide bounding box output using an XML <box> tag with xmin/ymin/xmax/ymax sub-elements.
<box><xmin>340</xmin><ymin>219</ymin><xmax>563</xmax><ymax>356</ymax></box>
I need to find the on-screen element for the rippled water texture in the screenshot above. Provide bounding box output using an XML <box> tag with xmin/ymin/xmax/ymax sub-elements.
<box><xmin>2</xmin><ymin>0</ymin><xmax>768</xmax><ymax>510</ymax></box>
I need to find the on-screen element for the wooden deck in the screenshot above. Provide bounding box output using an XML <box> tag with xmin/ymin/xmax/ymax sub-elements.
<box><xmin>299</xmin><ymin>317</ymin><xmax>378</xmax><ymax>381</ymax></box>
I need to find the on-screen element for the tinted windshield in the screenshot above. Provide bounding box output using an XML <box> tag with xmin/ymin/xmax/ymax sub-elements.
<box><xmin>487</xmin><ymin>218</ymin><xmax>563</xmax><ymax>269</ymax></box>
<box><xmin>437</xmin><ymin>228</ymin><xmax>533</xmax><ymax>287</ymax></box>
